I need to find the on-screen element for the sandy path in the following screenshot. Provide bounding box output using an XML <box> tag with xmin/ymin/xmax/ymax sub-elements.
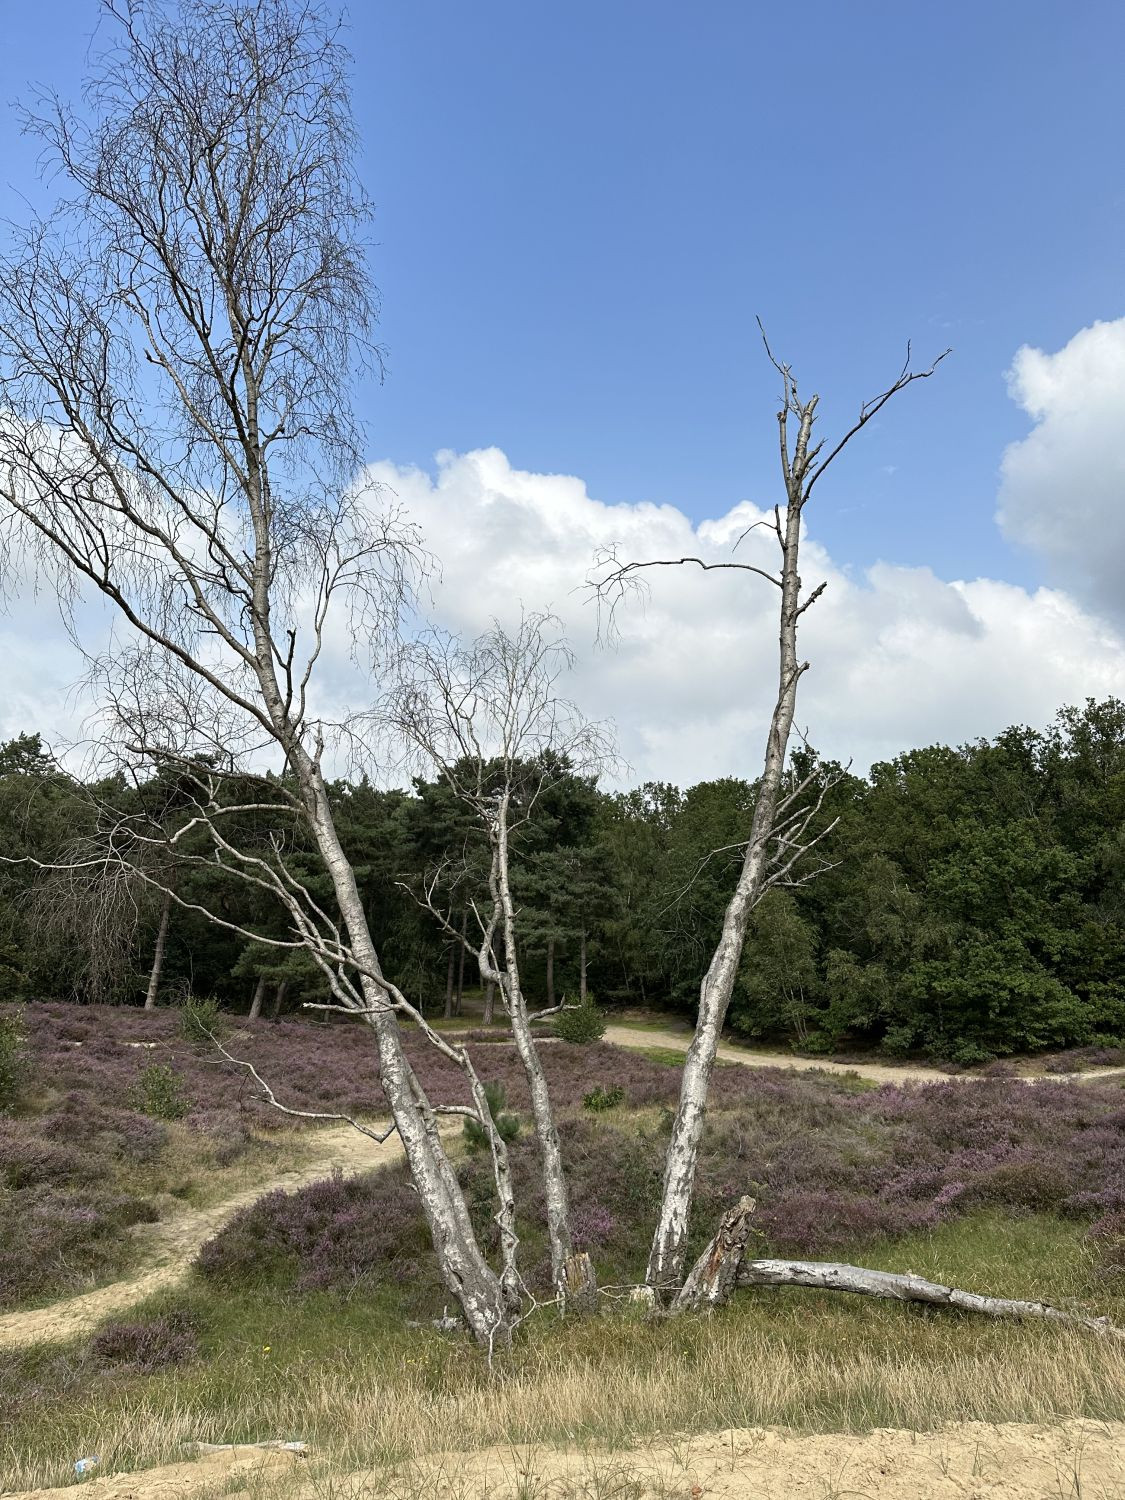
<box><xmin>604</xmin><ymin>1023</ymin><xmax>1125</xmax><ymax>1087</ymax></box>
<box><xmin>0</xmin><ymin>1122</ymin><xmax>396</xmax><ymax>1351</ymax></box>
<box><xmin>11</xmin><ymin>1421</ymin><xmax>1125</xmax><ymax>1499</ymax></box>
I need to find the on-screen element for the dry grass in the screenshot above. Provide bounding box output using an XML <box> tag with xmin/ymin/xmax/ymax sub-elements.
<box><xmin>6</xmin><ymin>1270</ymin><xmax>1125</xmax><ymax>1493</ymax></box>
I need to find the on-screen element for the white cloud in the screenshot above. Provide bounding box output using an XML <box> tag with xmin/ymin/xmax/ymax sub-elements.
<box><xmin>998</xmin><ymin>317</ymin><xmax>1125</xmax><ymax>619</ymax></box>
<box><xmin>3</xmin><ymin>440</ymin><xmax>1124</xmax><ymax>789</ymax></box>
<box><xmin>354</xmin><ymin>447</ymin><xmax>1125</xmax><ymax>784</ymax></box>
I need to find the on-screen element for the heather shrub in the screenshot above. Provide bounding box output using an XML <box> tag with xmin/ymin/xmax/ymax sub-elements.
<box><xmin>0</xmin><ymin>1188</ymin><xmax>157</xmax><ymax>1308</ymax></box>
<box><xmin>554</xmin><ymin>1001</ymin><xmax>606</xmax><ymax>1045</ymax></box>
<box><xmin>42</xmin><ymin>1095</ymin><xmax>169</xmax><ymax>1165</ymax></box>
<box><xmin>197</xmin><ymin>1167</ymin><xmax>435</xmax><ymax>1298</ymax></box>
<box><xmin>0</xmin><ymin>1123</ymin><xmax>102</xmax><ymax>1188</ymax></box>
<box><xmin>130</xmin><ymin>1063</ymin><xmax>189</xmax><ymax>1121</ymax></box>
<box><xmin>90</xmin><ymin>1310</ymin><xmax>198</xmax><ymax>1372</ymax></box>
<box><xmin>0</xmin><ymin>1005</ymin><xmax>28</xmax><ymax>1112</ymax></box>
<box><xmin>955</xmin><ymin>1158</ymin><xmax>1070</xmax><ymax>1214</ymax></box>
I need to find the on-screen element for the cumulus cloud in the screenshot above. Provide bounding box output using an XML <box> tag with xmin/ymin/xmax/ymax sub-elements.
<box><xmin>3</xmin><ymin>442</ymin><xmax>1123</xmax><ymax>789</ymax></box>
<box><xmin>354</xmin><ymin>447</ymin><xmax>1125</xmax><ymax>784</ymax></box>
<box><xmin>998</xmin><ymin>317</ymin><xmax>1125</xmax><ymax>619</ymax></box>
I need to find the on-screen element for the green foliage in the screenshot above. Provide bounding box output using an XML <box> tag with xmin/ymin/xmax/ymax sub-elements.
<box><xmin>554</xmin><ymin>1000</ymin><xmax>606</xmax><ymax>1044</ymax></box>
<box><xmin>178</xmin><ymin>996</ymin><xmax>226</xmax><ymax>1044</ymax></box>
<box><xmin>5</xmin><ymin>697</ymin><xmax>1125</xmax><ymax>1062</ymax></box>
<box><xmin>130</xmin><ymin>1063</ymin><xmax>189</xmax><ymax>1121</ymax></box>
<box><xmin>0</xmin><ymin>1005</ymin><xmax>28</xmax><ymax>1112</ymax></box>
<box><xmin>583</xmin><ymin>1083</ymin><xmax>625</xmax><ymax>1112</ymax></box>
<box><xmin>462</xmin><ymin>1082</ymin><xmax>521</xmax><ymax>1154</ymax></box>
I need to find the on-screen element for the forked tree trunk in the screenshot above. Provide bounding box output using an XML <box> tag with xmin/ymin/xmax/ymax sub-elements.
<box><xmin>248</xmin><ymin>974</ymin><xmax>268</xmax><ymax>1021</ymax></box>
<box><xmin>546</xmin><ymin>936</ymin><xmax>555</xmax><ymax>1009</ymax></box>
<box><xmin>614</xmin><ymin>346</ymin><xmax>946</xmax><ymax>1302</ymax></box>
<box><xmin>143</xmin><ymin>888</ymin><xmax>173</xmax><ymax>1010</ymax></box>
<box><xmin>483</xmin><ymin>978</ymin><xmax>496</xmax><ymax>1025</ymax></box>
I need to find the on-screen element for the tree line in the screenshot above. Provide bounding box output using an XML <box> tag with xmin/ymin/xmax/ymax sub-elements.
<box><xmin>3</xmin><ymin>694</ymin><xmax>1122</xmax><ymax>1065</ymax></box>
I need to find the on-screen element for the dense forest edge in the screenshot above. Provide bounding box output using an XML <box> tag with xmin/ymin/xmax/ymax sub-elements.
<box><xmin>3</xmin><ymin>694</ymin><xmax>1123</xmax><ymax>1066</ymax></box>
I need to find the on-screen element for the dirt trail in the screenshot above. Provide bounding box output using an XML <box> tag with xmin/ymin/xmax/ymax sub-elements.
<box><xmin>10</xmin><ymin>1421</ymin><xmax>1125</xmax><ymax>1500</ymax></box>
<box><xmin>0</xmin><ymin>1123</ymin><xmax>396</xmax><ymax>1351</ymax></box>
<box><xmin>604</xmin><ymin>1023</ymin><xmax>1125</xmax><ymax>1087</ymax></box>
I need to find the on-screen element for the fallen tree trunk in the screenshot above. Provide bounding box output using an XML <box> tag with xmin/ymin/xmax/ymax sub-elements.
<box><xmin>737</xmin><ymin>1259</ymin><xmax>1124</xmax><ymax>1338</ymax></box>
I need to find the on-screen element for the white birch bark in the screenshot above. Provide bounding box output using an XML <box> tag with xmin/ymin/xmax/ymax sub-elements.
<box><xmin>646</xmin><ymin>448</ymin><xmax>808</xmax><ymax>1295</ymax></box>
<box><xmin>604</xmin><ymin>340</ymin><xmax>950</xmax><ymax>1300</ymax></box>
<box><xmin>738</xmin><ymin>1259</ymin><xmax>1124</xmax><ymax>1338</ymax></box>
<box><xmin>143</xmin><ymin>887</ymin><xmax>173</xmax><ymax>1010</ymax></box>
<box><xmin>487</xmin><ymin>794</ymin><xmax>574</xmax><ymax>1289</ymax></box>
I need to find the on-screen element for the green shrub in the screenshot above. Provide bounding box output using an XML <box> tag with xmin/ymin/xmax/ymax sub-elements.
<box><xmin>462</xmin><ymin>1082</ymin><xmax>521</xmax><ymax>1154</ymax></box>
<box><xmin>583</xmin><ymin>1084</ymin><xmax>625</xmax><ymax>1113</ymax></box>
<box><xmin>178</xmin><ymin>996</ymin><xmax>225</xmax><ymax>1045</ymax></box>
<box><xmin>554</xmin><ymin>1000</ymin><xmax>606</xmax><ymax>1045</ymax></box>
<box><xmin>0</xmin><ymin>1006</ymin><xmax>28</xmax><ymax>1113</ymax></box>
<box><xmin>131</xmin><ymin>1063</ymin><xmax>189</xmax><ymax>1120</ymax></box>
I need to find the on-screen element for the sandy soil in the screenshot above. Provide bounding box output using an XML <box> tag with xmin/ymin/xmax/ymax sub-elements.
<box><xmin>10</xmin><ymin>1422</ymin><xmax>1125</xmax><ymax>1499</ymax></box>
<box><xmin>4</xmin><ymin>1446</ymin><xmax>303</xmax><ymax>1499</ymax></box>
<box><xmin>0</xmin><ymin>1122</ymin><xmax>396</xmax><ymax>1350</ymax></box>
<box><xmin>604</xmin><ymin>1023</ymin><xmax>1125</xmax><ymax>1088</ymax></box>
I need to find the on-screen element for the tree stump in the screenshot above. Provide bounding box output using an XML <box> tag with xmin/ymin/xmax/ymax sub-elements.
<box><xmin>675</xmin><ymin>1195</ymin><xmax>758</xmax><ymax>1311</ymax></box>
<box><xmin>561</xmin><ymin>1250</ymin><xmax>598</xmax><ymax>1315</ymax></box>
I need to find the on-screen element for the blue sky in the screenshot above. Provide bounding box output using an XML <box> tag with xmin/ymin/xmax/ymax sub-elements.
<box><xmin>4</xmin><ymin>2</ymin><xmax>1123</xmax><ymax>583</ymax></box>
<box><xmin>2</xmin><ymin>2</ymin><xmax>1125</xmax><ymax>782</ymax></box>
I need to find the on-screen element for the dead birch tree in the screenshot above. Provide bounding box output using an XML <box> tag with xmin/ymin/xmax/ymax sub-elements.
<box><xmin>596</xmin><ymin>331</ymin><xmax>949</xmax><ymax>1302</ymax></box>
<box><xmin>0</xmin><ymin>0</ymin><xmax>530</xmax><ymax>1346</ymax></box>
<box><xmin>387</xmin><ymin>612</ymin><xmax>614</xmax><ymax>1303</ymax></box>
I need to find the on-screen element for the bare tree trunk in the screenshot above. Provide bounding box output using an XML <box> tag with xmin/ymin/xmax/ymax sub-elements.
<box><xmin>490</xmin><ymin>795</ymin><xmax>575</xmax><ymax>1292</ymax></box>
<box><xmin>646</xmin><ymin>496</ymin><xmax>805</xmax><ymax>1296</ymax></box>
<box><xmin>635</xmin><ymin>344</ymin><xmax>946</xmax><ymax>1301</ymax></box>
<box><xmin>443</xmin><ymin>946</ymin><xmax>455</xmax><ymax>1020</ymax></box>
<box><xmin>579</xmin><ymin>926</ymin><xmax>588</xmax><ymax>1005</ymax></box>
<box><xmin>248</xmin><ymin>974</ymin><xmax>268</xmax><ymax>1021</ymax></box>
<box><xmin>546</xmin><ymin>936</ymin><xmax>555</xmax><ymax>1010</ymax></box>
<box><xmin>394</xmin><ymin>614</ymin><xmax>608</xmax><ymax>1315</ymax></box>
<box><xmin>270</xmin><ymin>978</ymin><xmax>289</xmax><ymax>1019</ymax></box>
<box><xmin>143</xmin><ymin>888</ymin><xmax>173</xmax><ymax>1010</ymax></box>
<box><xmin>455</xmin><ymin>910</ymin><xmax>467</xmax><ymax>1014</ymax></box>
<box><xmin>299</xmin><ymin>762</ymin><xmax>515</xmax><ymax>1344</ymax></box>
<box><xmin>484</xmin><ymin>978</ymin><xmax>496</xmax><ymax>1026</ymax></box>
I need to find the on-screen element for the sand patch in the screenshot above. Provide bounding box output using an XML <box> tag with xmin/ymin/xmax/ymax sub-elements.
<box><xmin>5</xmin><ymin>1445</ymin><xmax>302</xmax><ymax>1499</ymax></box>
<box><xmin>15</xmin><ymin>1423</ymin><xmax>1124</xmax><ymax>1500</ymax></box>
<box><xmin>348</xmin><ymin>1420</ymin><xmax>1125</xmax><ymax>1499</ymax></box>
